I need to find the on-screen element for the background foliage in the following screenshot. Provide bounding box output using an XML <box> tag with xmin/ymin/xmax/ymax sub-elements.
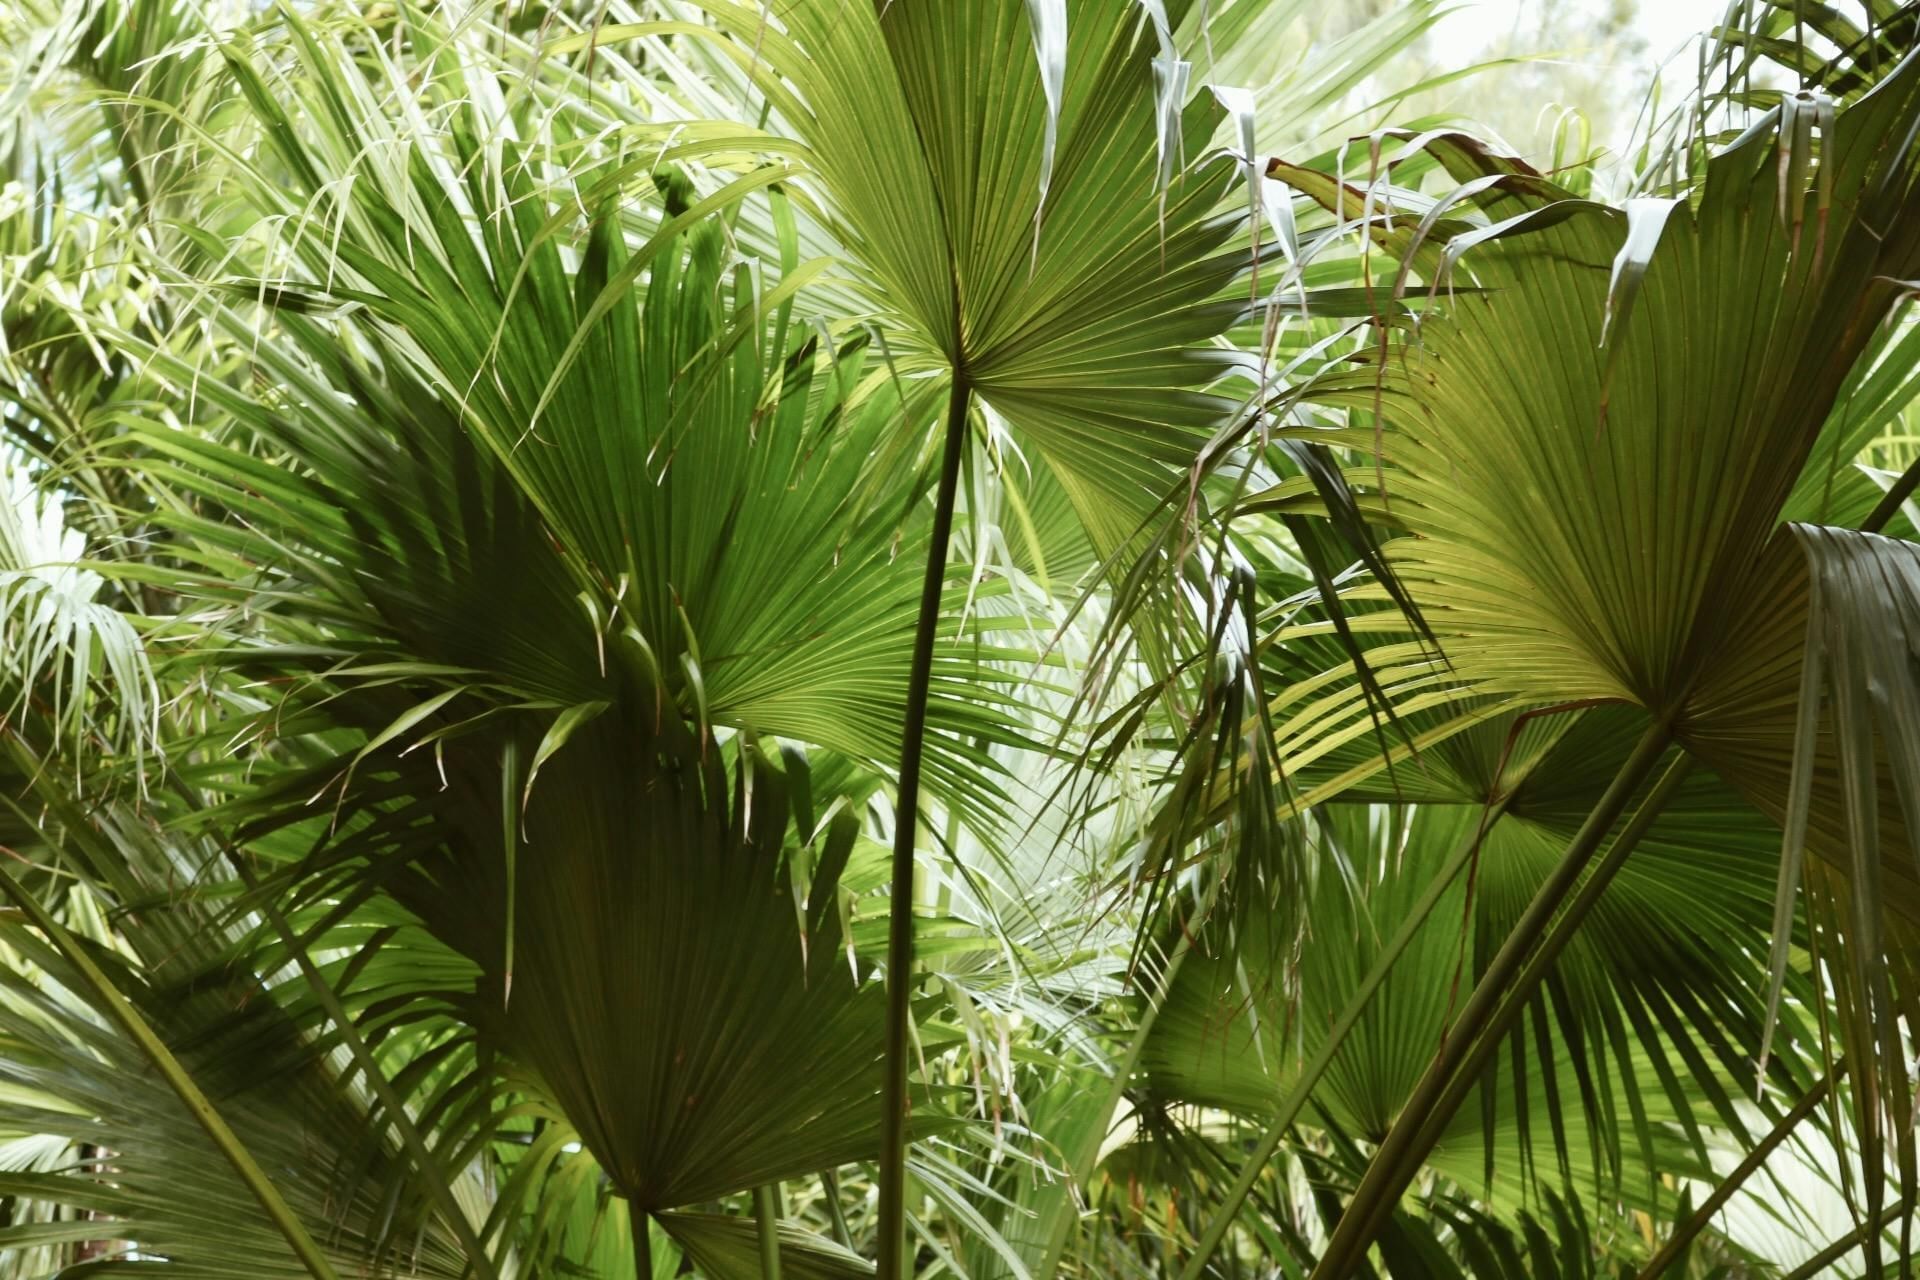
<box><xmin>0</xmin><ymin>1</ymin><xmax>1918</xmax><ymax>1277</ymax></box>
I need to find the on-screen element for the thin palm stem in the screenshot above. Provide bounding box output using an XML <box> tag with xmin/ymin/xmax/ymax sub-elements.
<box><xmin>1637</xmin><ymin>1062</ymin><xmax>1842</xmax><ymax>1278</ymax></box>
<box><xmin>229</xmin><ymin>854</ymin><xmax>501</xmax><ymax>1280</ymax></box>
<box><xmin>0</xmin><ymin>859</ymin><xmax>343</xmax><ymax>1280</ymax></box>
<box><xmin>1309</xmin><ymin>720</ymin><xmax>1675</xmax><ymax>1278</ymax></box>
<box><xmin>632</xmin><ymin>1201</ymin><xmax>654</xmax><ymax>1280</ymax></box>
<box><xmin>877</xmin><ymin>372</ymin><xmax>972</xmax><ymax>1280</ymax></box>
<box><xmin>757</xmin><ymin>1183</ymin><xmax>785</xmax><ymax>1280</ymax></box>
<box><xmin>820</xmin><ymin>1170</ymin><xmax>854</xmax><ymax>1249</ymax></box>
<box><xmin>1359</xmin><ymin>751</ymin><xmax>1699</xmax><ymax>1249</ymax></box>
<box><xmin>1175</xmin><ymin>796</ymin><xmax>1513</xmax><ymax>1280</ymax></box>
<box><xmin>1866</xmin><ymin>453</ymin><xmax>1920</xmax><ymax>532</ymax></box>
<box><xmin>1781</xmin><ymin>1190</ymin><xmax>1919</xmax><ymax>1280</ymax></box>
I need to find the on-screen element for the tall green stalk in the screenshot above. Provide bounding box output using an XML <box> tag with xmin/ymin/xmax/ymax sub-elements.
<box><xmin>757</xmin><ymin>1183</ymin><xmax>785</xmax><ymax>1280</ymax></box>
<box><xmin>1781</xmin><ymin>1190</ymin><xmax>1918</xmax><ymax>1280</ymax></box>
<box><xmin>1308</xmin><ymin>721</ymin><xmax>1675</xmax><ymax>1279</ymax></box>
<box><xmin>1637</xmin><ymin>1063</ymin><xmax>1841</xmax><ymax>1279</ymax></box>
<box><xmin>632</xmin><ymin>1202</ymin><xmax>654</xmax><ymax>1280</ymax></box>
<box><xmin>820</xmin><ymin>1170</ymin><xmax>854</xmax><ymax>1249</ymax></box>
<box><xmin>1305</xmin><ymin>463</ymin><xmax>1917</xmax><ymax>1275</ymax></box>
<box><xmin>1034</xmin><ymin>874</ymin><xmax>1226</xmax><ymax>1279</ymax></box>
<box><xmin>1347</xmin><ymin>752</ymin><xmax>1698</xmax><ymax>1251</ymax></box>
<box><xmin>1866</xmin><ymin>453</ymin><xmax>1920</xmax><ymax>531</ymax></box>
<box><xmin>0</xmin><ymin>860</ymin><xmax>343</xmax><ymax>1280</ymax></box>
<box><xmin>1174</xmin><ymin>798</ymin><xmax>1512</xmax><ymax>1280</ymax></box>
<box><xmin>877</xmin><ymin>373</ymin><xmax>972</xmax><ymax>1280</ymax></box>
<box><xmin>229</xmin><ymin>855</ymin><xmax>500</xmax><ymax>1280</ymax></box>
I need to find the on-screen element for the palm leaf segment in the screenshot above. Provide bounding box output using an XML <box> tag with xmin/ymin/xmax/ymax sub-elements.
<box><xmin>117</xmin><ymin>12</ymin><xmax>1019</xmax><ymax>1231</ymax></box>
<box><xmin>1261</xmin><ymin>39</ymin><xmax>1920</xmax><ymax>1263</ymax></box>
<box><xmin>1281</xmin><ymin>42</ymin><xmax>1920</xmax><ymax>1045</ymax></box>
<box><xmin>1138</xmin><ymin>710</ymin><xmax>1822</xmax><ymax>1220</ymax></box>
<box><xmin>670</xmin><ymin>0</ymin><xmax>1252</xmax><ymax>555</ymax></box>
<box><xmin>0</xmin><ymin>728</ymin><xmax>480</xmax><ymax>1276</ymax></box>
<box><xmin>1326</xmin><ymin>56</ymin><xmax>1920</xmax><ymax>731</ymax></box>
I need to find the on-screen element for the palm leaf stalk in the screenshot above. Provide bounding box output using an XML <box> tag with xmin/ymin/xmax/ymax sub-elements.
<box><xmin>226</xmin><ymin>853</ymin><xmax>500</xmax><ymax>1280</ymax></box>
<box><xmin>1343</xmin><ymin>750</ymin><xmax>1706</xmax><ymax>1258</ymax></box>
<box><xmin>0</xmin><ymin>856</ymin><xmax>342</xmax><ymax>1280</ymax></box>
<box><xmin>878</xmin><ymin>373</ymin><xmax>972</xmax><ymax>1280</ymax></box>
<box><xmin>1032</xmin><ymin>872</ymin><xmax>1227</xmax><ymax>1280</ymax></box>
<box><xmin>1172</xmin><ymin>796</ymin><xmax>1513</xmax><ymax>1280</ymax></box>
<box><xmin>1866</xmin><ymin>452</ymin><xmax>1920</xmax><ymax>530</ymax></box>
<box><xmin>1305</xmin><ymin>722</ymin><xmax>1677</xmax><ymax>1278</ymax></box>
<box><xmin>820</xmin><ymin>1170</ymin><xmax>855</xmax><ymax>1250</ymax></box>
<box><xmin>1635</xmin><ymin>1063</ymin><xmax>1843</xmax><ymax>1280</ymax></box>
<box><xmin>757</xmin><ymin>1183</ymin><xmax>786</xmax><ymax>1280</ymax></box>
<box><xmin>633</xmin><ymin>1200</ymin><xmax>654</xmax><ymax>1280</ymax></box>
<box><xmin>1781</xmin><ymin>1190</ymin><xmax>1920</xmax><ymax>1280</ymax></box>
